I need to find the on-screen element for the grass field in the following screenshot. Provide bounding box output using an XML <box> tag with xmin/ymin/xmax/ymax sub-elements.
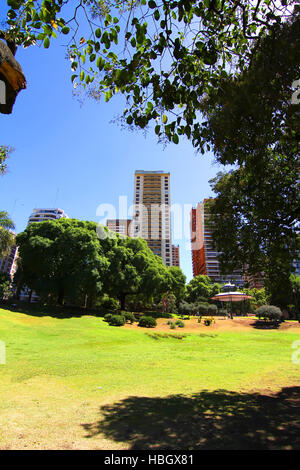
<box><xmin>0</xmin><ymin>307</ymin><xmax>299</xmax><ymax>450</ymax></box>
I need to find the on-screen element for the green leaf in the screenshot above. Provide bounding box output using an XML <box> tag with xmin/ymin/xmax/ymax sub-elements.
<box><xmin>148</xmin><ymin>0</ymin><xmax>156</xmax><ymax>8</ymax></box>
<box><xmin>61</xmin><ymin>26</ymin><xmax>70</xmax><ymax>34</ymax></box>
<box><xmin>154</xmin><ymin>10</ymin><xmax>160</xmax><ymax>20</ymax></box>
<box><xmin>172</xmin><ymin>133</ymin><xmax>179</xmax><ymax>144</ymax></box>
<box><xmin>43</xmin><ymin>37</ymin><xmax>50</xmax><ymax>49</ymax></box>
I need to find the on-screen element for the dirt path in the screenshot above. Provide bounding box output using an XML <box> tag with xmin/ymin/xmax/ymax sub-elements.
<box><xmin>124</xmin><ymin>316</ymin><xmax>300</xmax><ymax>333</ymax></box>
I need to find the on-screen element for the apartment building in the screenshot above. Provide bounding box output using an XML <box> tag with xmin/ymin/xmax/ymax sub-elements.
<box><xmin>190</xmin><ymin>199</ymin><xmax>243</xmax><ymax>286</ymax></box>
<box><xmin>28</xmin><ymin>208</ymin><xmax>68</xmax><ymax>224</ymax></box>
<box><xmin>106</xmin><ymin>219</ymin><xmax>132</xmax><ymax>237</ymax></box>
<box><xmin>133</xmin><ymin>170</ymin><xmax>172</xmax><ymax>266</ymax></box>
<box><xmin>172</xmin><ymin>244</ymin><xmax>180</xmax><ymax>267</ymax></box>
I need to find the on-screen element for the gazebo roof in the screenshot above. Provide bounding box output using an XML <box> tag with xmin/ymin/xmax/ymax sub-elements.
<box><xmin>211</xmin><ymin>292</ymin><xmax>253</xmax><ymax>302</ymax></box>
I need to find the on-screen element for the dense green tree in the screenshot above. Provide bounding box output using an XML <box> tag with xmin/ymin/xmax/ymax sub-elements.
<box><xmin>242</xmin><ymin>287</ymin><xmax>270</xmax><ymax>313</ymax></box>
<box><xmin>186</xmin><ymin>275</ymin><xmax>220</xmax><ymax>303</ymax></box>
<box><xmin>200</xmin><ymin>14</ymin><xmax>300</xmax><ymax>163</ymax></box>
<box><xmin>165</xmin><ymin>266</ymin><xmax>186</xmax><ymax>303</ymax></box>
<box><xmin>208</xmin><ymin>157</ymin><xmax>299</xmax><ymax>308</ymax></box>
<box><xmin>198</xmin><ymin>16</ymin><xmax>299</xmax><ymax>308</ymax></box>
<box><xmin>0</xmin><ymin>211</ymin><xmax>15</xmax><ymax>257</ymax></box>
<box><xmin>160</xmin><ymin>291</ymin><xmax>177</xmax><ymax>313</ymax></box>
<box><xmin>103</xmin><ymin>236</ymin><xmax>168</xmax><ymax>310</ymax></box>
<box><xmin>0</xmin><ymin>272</ymin><xmax>11</xmax><ymax>299</ymax></box>
<box><xmin>16</xmin><ymin>219</ymin><xmax>109</xmax><ymax>305</ymax></box>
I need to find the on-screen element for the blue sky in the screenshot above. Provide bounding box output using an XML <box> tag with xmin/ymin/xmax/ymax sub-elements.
<box><xmin>0</xmin><ymin>32</ymin><xmax>225</xmax><ymax>282</ymax></box>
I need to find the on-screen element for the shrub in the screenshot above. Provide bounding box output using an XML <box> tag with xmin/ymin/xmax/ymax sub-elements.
<box><xmin>138</xmin><ymin>316</ymin><xmax>157</xmax><ymax>328</ymax></box>
<box><xmin>175</xmin><ymin>320</ymin><xmax>185</xmax><ymax>328</ymax></box>
<box><xmin>218</xmin><ymin>308</ymin><xmax>228</xmax><ymax>316</ymax></box>
<box><xmin>123</xmin><ymin>312</ymin><xmax>136</xmax><ymax>324</ymax></box>
<box><xmin>203</xmin><ymin>316</ymin><xmax>215</xmax><ymax>326</ymax></box>
<box><xmin>107</xmin><ymin>314</ymin><xmax>126</xmax><ymax>326</ymax></box>
<box><xmin>144</xmin><ymin>311</ymin><xmax>173</xmax><ymax>319</ymax></box>
<box><xmin>170</xmin><ymin>322</ymin><xmax>176</xmax><ymax>329</ymax></box>
<box><xmin>206</xmin><ymin>304</ymin><xmax>218</xmax><ymax>315</ymax></box>
<box><xmin>196</xmin><ymin>302</ymin><xmax>210</xmax><ymax>315</ymax></box>
<box><xmin>256</xmin><ymin>305</ymin><xmax>282</xmax><ymax>321</ymax></box>
<box><xmin>104</xmin><ymin>313</ymin><xmax>113</xmax><ymax>323</ymax></box>
<box><xmin>179</xmin><ymin>301</ymin><xmax>192</xmax><ymax>315</ymax></box>
<box><xmin>100</xmin><ymin>297</ymin><xmax>119</xmax><ymax>311</ymax></box>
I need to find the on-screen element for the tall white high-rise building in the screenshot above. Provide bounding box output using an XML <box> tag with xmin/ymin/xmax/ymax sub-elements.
<box><xmin>133</xmin><ymin>170</ymin><xmax>172</xmax><ymax>266</ymax></box>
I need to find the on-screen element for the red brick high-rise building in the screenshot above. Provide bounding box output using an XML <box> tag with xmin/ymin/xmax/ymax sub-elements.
<box><xmin>190</xmin><ymin>200</ymin><xmax>243</xmax><ymax>286</ymax></box>
<box><xmin>172</xmin><ymin>244</ymin><xmax>180</xmax><ymax>267</ymax></box>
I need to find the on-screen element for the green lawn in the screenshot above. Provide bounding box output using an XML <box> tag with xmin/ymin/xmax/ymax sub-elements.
<box><xmin>0</xmin><ymin>307</ymin><xmax>299</xmax><ymax>450</ymax></box>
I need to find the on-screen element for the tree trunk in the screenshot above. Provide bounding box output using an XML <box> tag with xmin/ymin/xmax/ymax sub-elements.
<box><xmin>119</xmin><ymin>293</ymin><xmax>126</xmax><ymax>311</ymax></box>
<box><xmin>58</xmin><ymin>286</ymin><xmax>64</xmax><ymax>306</ymax></box>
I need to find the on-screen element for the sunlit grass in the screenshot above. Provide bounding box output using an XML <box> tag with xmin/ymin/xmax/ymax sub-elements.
<box><xmin>0</xmin><ymin>308</ymin><xmax>299</xmax><ymax>449</ymax></box>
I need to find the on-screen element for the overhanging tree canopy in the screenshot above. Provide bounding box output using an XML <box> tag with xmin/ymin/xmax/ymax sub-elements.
<box><xmin>2</xmin><ymin>0</ymin><xmax>297</xmax><ymax>149</ymax></box>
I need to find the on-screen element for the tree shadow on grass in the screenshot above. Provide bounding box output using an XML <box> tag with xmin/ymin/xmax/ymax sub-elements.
<box><xmin>252</xmin><ymin>320</ymin><xmax>281</xmax><ymax>330</ymax></box>
<box><xmin>0</xmin><ymin>302</ymin><xmax>106</xmax><ymax>319</ymax></box>
<box><xmin>82</xmin><ymin>387</ymin><xmax>300</xmax><ymax>450</ymax></box>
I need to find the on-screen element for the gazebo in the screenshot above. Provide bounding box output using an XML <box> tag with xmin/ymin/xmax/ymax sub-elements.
<box><xmin>211</xmin><ymin>283</ymin><xmax>253</xmax><ymax>318</ymax></box>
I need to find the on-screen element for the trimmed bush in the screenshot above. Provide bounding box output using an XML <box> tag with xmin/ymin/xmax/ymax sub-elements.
<box><xmin>100</xmin><ymin>297</ymin><xmax>119</xmax><ymax>311</ymax></box>
<box><xmin>123</xmin><ymin>312</ymin><xmax>136</xmax><ymax>324</ymax></box>
<box><xmin>138</xmin><ymin>316</ymin><xmax>157</xmax><ymax>328</ymax></box>
<box><xmin>144</xmin><ymin>311</ymin><xmax>173</xmax><ymax>319</ymax></box>
<box><xmin>107</xmin><ymin>314</ymin><xmax>126</xmax><ymax>326</ymax></box>
<box><xmin>104</xmin><ymin>313</ymin><xmax>113</xmax><ymax>323</ymax></box>
<box><xmin>175</xmin><ymin>320</ymin><xmax>185</xmax><ymax>328</ymax></box>
<box><xmin>206</xmin><ymin>304</ymin><xmax>218</xmax><ymax>315</ymax></box>
<box><xmin>256</xmin><ymin>305</ymin><xmax>282</xmax><ymax>321</ymax></box>
<box><xmin>218</xmin><ymin>308</ymin><xmax>228</xmax><ymax>316</ymax></box>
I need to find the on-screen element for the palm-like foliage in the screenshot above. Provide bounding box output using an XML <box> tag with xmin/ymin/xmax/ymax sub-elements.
<box><xmin>0</xmin><ymin>211</ymin><xmax>15</xmax><ymax>257</ymax></box>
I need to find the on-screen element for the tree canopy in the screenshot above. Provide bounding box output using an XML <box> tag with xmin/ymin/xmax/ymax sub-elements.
<box><xmin>186</xmin><ymin>274</ymin><xmax>220</xmax><ymax>303</ymax></box>
<box><xmin>208</xmin><ymin>153</ymin><xmax>299</xmax><ymax>308</ymax></box>
<box><xmin>3</xmin><ymin>1</ymin><xmax>299</xmax><ymax>309</ymax></box>
<box><xmin>16</xmin><ymin>218</ymin><xmax>109</xmax><ymax>305</ymax></box>
<box><xmin>0</xmin><ymin>210</ymin><xmax>15</xmax><ymax>257</ymax></box>
<box><xmin>15</xmin><ymin>218</ymin><xmax>184</xmax><ymax>309</ymax></box>
<box><xmin>103</xmin><ymin>235</ymin><xmax>170</xmax><ymax>309</ymax></box>
<box><xmin>2</xmin><ymin>0</ymin><xmax>298</xmax><ymax>149</ymax></box>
